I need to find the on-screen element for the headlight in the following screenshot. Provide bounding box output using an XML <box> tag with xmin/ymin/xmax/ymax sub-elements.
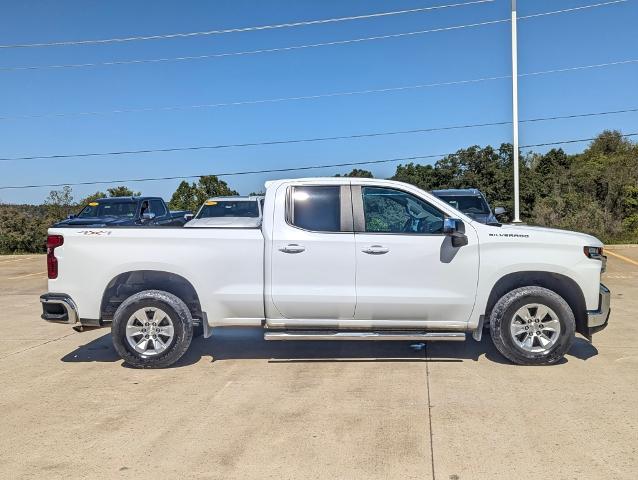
<box><xmin>584</xmin><ymin>246</ymin><xmax>606</xmax><ymax>272</ymax></box>
<box><xmin>584</xmin><ymin>246</ymin><xmax>604</xmax><ymax>260</ymax></box>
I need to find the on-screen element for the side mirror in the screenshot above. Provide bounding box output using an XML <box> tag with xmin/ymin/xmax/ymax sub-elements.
<box><xmin>184</xmin><ymin>213</ymin><xmax>194</xmax><ymax>222</ymax></box>
<box><xmin>443</xmin><ymin>218</ymin><xmax>468</xmax><ymax>247</ymax></box>
<box><xmin>141</xmin><ymin>212</ymin><xmax>156</xmax><ymax>222</ymax></box>
<box><xmin>494</xmin><ymin>207</ymin><xmax>506</xmax><ymax>216</ymax></box>
<box><xmin>67</xmin><ymin>214</ymin><xmax>76</xmax><ymax>220</ymax></box>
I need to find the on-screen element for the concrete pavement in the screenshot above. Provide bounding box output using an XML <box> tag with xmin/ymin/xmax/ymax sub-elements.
<box><xmin>0</xmin><ymin>251</ymin><xmax>636</xmax><ymax>479</ymax></box>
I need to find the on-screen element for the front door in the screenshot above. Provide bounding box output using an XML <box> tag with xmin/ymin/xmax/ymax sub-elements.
<box><xmin>352</xmin><ymin>185</ymin><xmax>479</xmax><ymax>324</ymax></box>
<box><xmin>269</xmin><ymin>183</ymin><xmax>356</xmax><ymax>320</ymax></box>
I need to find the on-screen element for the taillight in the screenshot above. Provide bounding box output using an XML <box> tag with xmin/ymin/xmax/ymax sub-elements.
<box><xmin>46</xmin><ymin>235</ymin><xmax>64</xmax><ymax>279</ymax></box>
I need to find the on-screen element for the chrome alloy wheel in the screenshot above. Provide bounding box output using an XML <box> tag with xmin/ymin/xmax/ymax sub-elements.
<box><xmin>125</xmin><ymin>307</ymin><xmax>175</xmax><ymax>356</ymax></box>
<box><xmin>510</xmin><ymin>303</ymin><xmax>561</xmax><ymax>354</ymax></box>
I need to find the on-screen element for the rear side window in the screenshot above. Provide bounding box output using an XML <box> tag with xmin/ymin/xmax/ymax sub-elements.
<box><xmin>289</xmin><ymin>186</ymin><xmax>341</xmax><ymax>232</ymax></box>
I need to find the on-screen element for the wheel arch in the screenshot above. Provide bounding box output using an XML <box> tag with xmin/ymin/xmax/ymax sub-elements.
<box><xmin>100</xmin><ymin>270</ymin><xmax>203</xmax><ymax>323</ymax></box>
<box><xmin>484</xmin><ymin>271</ymin><xmax>588</xmax><ymax>337</ymax></box>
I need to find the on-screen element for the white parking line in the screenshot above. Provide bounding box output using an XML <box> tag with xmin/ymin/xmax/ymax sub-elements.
<box><xmin>6</xmin><ymin>271</ymin><xmax>46</xmax><ymax>280</ymax></box>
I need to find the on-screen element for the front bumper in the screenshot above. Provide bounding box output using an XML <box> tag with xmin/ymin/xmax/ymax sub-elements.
<box><xmin>40</xmin><ymin>293</ymin><xmax>78</xmax><ymax>324</ymax></box>
<box><xmin>587</xmin><ymin>284</ymin><xmax>610</xmax><ymax>334</ymax></box>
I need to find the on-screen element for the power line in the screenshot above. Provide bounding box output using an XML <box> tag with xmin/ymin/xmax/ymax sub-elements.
<box><xmin>0</xmin><ymin>75</ymin><xmax>512</xmax><ymax>120</ymax></box>
<box><xmin>0</xmin><ymin>0</ymin><xmax>495</xmax><ymax>49</ymax></box>
<box><xmin>519</xmin><ymin>59</ymin><xmax>638</xmax><ymax>78</ymax></box>
<box><xmin>0</xmin><ymin>19</ymin><xmax>511</xmax><ymax>72</ymax></box>
<box><xmin>2</xmin><ymin>58</ymin><xmax>637</xmax><ymax>121</ymax></box>
<box><xmin>1</xmin><ymin>133</ymin><xmax>636</xmax><ymax>191</ymax></box>
<box><xmin>0</xmin><ymin>1</ymin><xmax>628</xmax><ymax>72</ymax></box>
<box><xmin>1</xmin><ymin>107</ymin><xmax>636</xmax><ymax>162</ymax></box>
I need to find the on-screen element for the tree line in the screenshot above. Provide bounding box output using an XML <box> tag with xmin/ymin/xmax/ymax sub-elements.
<box><xmin>1</xmin><ymin>130</ymin><xmax>636</xmax><ymax>254</ymax></box>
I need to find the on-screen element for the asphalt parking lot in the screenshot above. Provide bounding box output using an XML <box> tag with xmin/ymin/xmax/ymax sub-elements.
<box><xmin>0</xmin><ymin>249</ymin><xmax>637</xmax><ymax>480</ymax></box>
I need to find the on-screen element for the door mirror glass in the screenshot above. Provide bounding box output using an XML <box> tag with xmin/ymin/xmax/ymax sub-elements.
<box><xmin>443</xmin><ymin>218</ymin><xmax>468</xmax><ymax>247</ymax></box>
<box><xmin>184</xmin><ymin>213</ymin><xmax>194</xmax><ymax>222</ymax></box>
<box><xmin>494</xmin><ymin>207</ymin><xmax>506</xmax><ymax>216</ymax></box>
<box><xmin>443</xmin><ymin>218</ymin><xmax>458</xmax><ymax>235</ymax></box>
<box><xmin>443</xmin><ymin>218</ymin><xmax>463</xmax><ymax>235</ymax></box>
<box><xmin>141</xmin><ymin>212</ymin><xmax>156</xmax><ymax>222</ymax></box>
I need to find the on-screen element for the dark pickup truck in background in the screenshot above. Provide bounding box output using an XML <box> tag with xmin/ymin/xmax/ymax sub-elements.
<box><xmin>431</xmin><ymin>188</ymin><xmax>506</xmax><ymax>225</ymax></box>
<box><xmin>53</xmin><ymin>196</ymin><xmax>190</xmax><ymax>227</ymax></box>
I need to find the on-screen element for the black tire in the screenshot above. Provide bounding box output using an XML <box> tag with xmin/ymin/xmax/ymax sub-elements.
<box><xmin>489</xmin><ymin>286</ymin><xmax>575</xmax><ymax>365</ymax></box>
<box><xmin>111</xmin><ymin>290</ymin><xmax>193</xmax><ymax>368</ymax></box>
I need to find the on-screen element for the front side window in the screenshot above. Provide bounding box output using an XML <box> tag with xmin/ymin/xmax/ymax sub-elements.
<box><xmin>362</xmin><ymin>187</ymin><xmax>445</xmax><ymax>234</ymax></box>
<box><xmin>290</xmin><ymin>186</ymin><xmax>341</xmax><ymax>232</ymax></box>
<box><xmin>149</xmin><ymin>199</ymin><xmax>167</xmax><ymax>217</ymax></box>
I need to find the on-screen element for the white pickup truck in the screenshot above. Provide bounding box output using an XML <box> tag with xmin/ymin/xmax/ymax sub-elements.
<box><xmin>41</xmin><ymin>178</ymin><xmax>610</xmax><ymax>368</ymax></box>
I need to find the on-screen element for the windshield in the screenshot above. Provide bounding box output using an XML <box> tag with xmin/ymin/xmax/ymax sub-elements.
<box><xmin>197</xmin><ymin>200</ymin><xmax>259</xmax><ymax>219</ymax></box>
<box><xmin>77</xmin><ymin>202</ymin><xmax>137</xmax><ymax>218</ymax></box>
<box><xmin>437</xmin><ymin>195</ymin><xmax>490</xmax><ymax>215</ymax></box>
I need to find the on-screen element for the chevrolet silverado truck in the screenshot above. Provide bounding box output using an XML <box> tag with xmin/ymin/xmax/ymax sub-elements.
<box><xmin>53</xmin><ymin>196</ymin><xmax>190</xmax><ymax>228</ymax></box>
<box><xmin>40</xmin><ymin>178</ymin><xmax>610</xmax><ymax>368</ymax></box>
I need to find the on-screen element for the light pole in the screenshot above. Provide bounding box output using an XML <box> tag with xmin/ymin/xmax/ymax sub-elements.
<box><xmin>511</xmin><ymin>0</ymin><xmax>521</xmax><ymax>223</ymax></box>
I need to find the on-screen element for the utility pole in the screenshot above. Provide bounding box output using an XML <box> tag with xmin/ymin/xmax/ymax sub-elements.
<box><xmin>511</xmin><ymin>0</ymin><xmax>521</xmax><ymax>223</ymax></box>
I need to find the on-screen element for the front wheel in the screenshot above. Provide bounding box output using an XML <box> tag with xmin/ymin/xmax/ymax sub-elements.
<box><xmin>489</xmin><ymin>286</ymin><xmax>575</xmax><ymax>365</ymax></box>
<box><xmin>112</xmin><ymin>290</ymin><xmax>193</xmax><ymax>368</ymax></box>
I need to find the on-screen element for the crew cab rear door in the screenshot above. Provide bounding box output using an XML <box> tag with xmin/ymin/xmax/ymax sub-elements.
<box><xmin>352</xmin><ymin>184</ymin><xmax>479</xmax><ymax>324</ymax></box>
<box><xmin>267</xmin><ymin>182</ymin><xmax>356</xmax><ymax>320</ymax></box>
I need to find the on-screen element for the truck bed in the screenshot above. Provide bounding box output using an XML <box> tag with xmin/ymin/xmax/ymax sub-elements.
<box><xmin>49</xmin><ymin>226</ymin><xmax>265</xmax><ymax>325</ymax></box>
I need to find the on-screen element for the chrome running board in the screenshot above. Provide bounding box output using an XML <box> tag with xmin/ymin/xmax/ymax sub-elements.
<box><xmin>264</xmin><ymin>331</ymin><xmax>466</xmax><ymax>342</ymax></box>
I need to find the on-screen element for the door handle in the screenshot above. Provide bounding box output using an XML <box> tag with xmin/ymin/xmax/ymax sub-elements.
<box><xmin>362</xmin><ymin>245</ymin><xmax>389</xmax><ymax>255</ymax></box>
<box><xmin>279</xmin><ymin>244</ymin><xmax>306</xmax><ymax>254</ymax></box>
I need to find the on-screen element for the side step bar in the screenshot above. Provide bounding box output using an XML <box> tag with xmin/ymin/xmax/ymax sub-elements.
<box><xmin>264</xmin><ymin>331</ymin><xmax>466</xmax><ymax>342</ymax></box>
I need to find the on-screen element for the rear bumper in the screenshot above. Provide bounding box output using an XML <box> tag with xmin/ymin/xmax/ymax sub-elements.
<box><xmin>40</xmin><ymin>293</ymin><xmax>78</xmax><ymax>325</ymax></box>
<box><xmin>587</xmin><ymin>284</ymin><xmax>610</xmax><ymax>334</ymax></box>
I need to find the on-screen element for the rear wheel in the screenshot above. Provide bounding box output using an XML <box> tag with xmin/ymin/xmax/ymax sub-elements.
<box><xmin>112</xmin><ymin>290</ymin><xmax>193</xmax><ymax>368</ymax></box>
<box><xmin>489</xmin><ymin>286</ymin><xmax>575</xmax><ymax>365</ymax></box>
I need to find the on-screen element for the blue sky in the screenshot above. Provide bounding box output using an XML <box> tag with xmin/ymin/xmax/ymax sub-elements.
<box><xmin>1</xmin><ymin>0</ymin><xmax>636</xmax><ymax>204</ymax></box>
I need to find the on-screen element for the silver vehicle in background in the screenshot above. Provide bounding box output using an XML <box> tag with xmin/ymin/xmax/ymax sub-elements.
<box><xmin>185</xmin><ymin>196</ymin><xmax>264</xmax><ymax>228</ymax></box>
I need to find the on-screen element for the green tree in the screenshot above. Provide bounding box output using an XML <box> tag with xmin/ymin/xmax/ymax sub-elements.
<box><xmin>77</xmin><ymin>191</ymin><xmax>107</xmax><ymax>206</ymax></box>
<box><xmin>169</xmin><ymin>181</ymin><xmax>198</xmax><ymax>212</ymax></box>
<box><xmin>392</xmin><ymin>163</ymin><xmax>439</xmax><ymax>191</ymax></box>
<box><xmin>45</xmin><ymin>186</ymin><xmax>75</xmax><ymax>223</ymax></box>
<box><xmin>169</xmin><ymin>176</ymin><xmax>238</xmax><ymax>212</ymax></box>
<box><xmin>107</xmin><ymin>186</ymin><xmax>141</xmax><ymax>197</ymax></box>
<box><xmin>0</xmin><ymin>206</ymin><xmax>49</xmax><ymax>254</ymax></box>
<box><xmin>335</xmin><ymin>169</ymin><xmax>374</xmax><ymax>178</ymax></box>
